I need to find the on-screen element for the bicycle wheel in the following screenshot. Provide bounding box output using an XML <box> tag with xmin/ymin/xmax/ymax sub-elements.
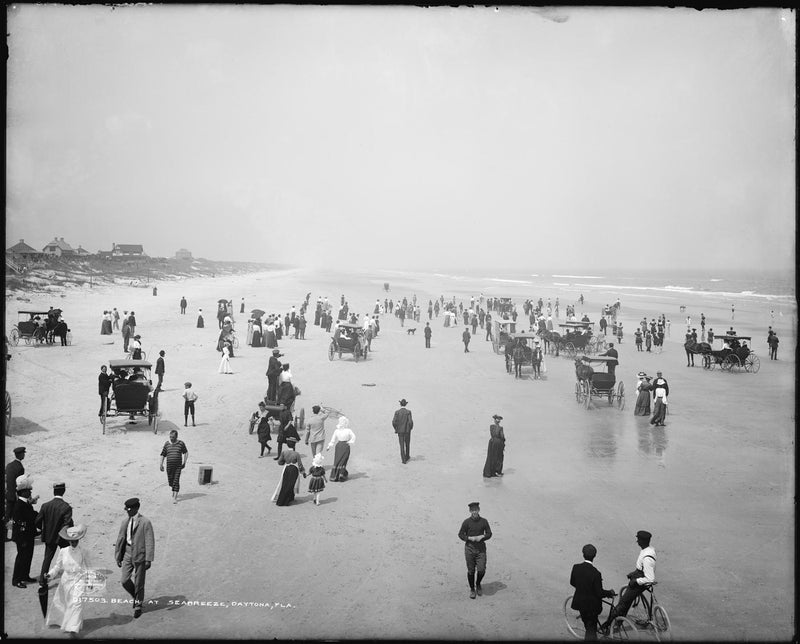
<box><xmin>612</xmin><ymin>615</ymin><xmax>646</xmax><ymax>641</ymax></box>
<box><xmin>563</xmin><ymin>596</ymin><xmax>586</xmax><ymax>639</ymax></box>
<box><xmin>653</xmin><ymin>604</ymin><xmax>671</xmax><ymax>640</ymax></box>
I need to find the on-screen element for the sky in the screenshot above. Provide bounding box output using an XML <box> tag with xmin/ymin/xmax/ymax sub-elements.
<box><xmin>5</xmin><ymin>6</ymin><xmax>796</xmax><ymax>272</ymax></box>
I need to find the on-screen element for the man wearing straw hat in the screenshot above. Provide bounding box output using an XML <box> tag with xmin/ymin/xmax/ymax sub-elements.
<box><xmin>12</xmin><ymin>474</ymin><xmax>39</xmax><ymax>588</ymax></box>
<box><xmin>458</xmin><ymin>501</ymin><xmax>493</xmax><ymax>599</ymax></box>
<box><xmin>115</xmin><ymin>498</ymin><xmax>155</xmax><ymax>619</ymax></box>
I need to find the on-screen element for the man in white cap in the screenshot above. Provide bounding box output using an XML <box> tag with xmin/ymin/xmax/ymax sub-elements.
<box><xmin>12</xmin><ymin>474</ymin><xmax>39</xmax><ymax>587</ymax></box>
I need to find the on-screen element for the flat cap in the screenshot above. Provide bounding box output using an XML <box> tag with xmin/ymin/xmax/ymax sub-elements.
<box><xmin>124</xmin><ymin>497</ymin><xmax>140</xmax><ymax>509</ymax></box>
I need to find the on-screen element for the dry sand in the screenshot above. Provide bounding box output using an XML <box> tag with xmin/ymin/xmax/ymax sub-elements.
<box><xmin>3</xmin><ymin>267</ymin><xmax>795</xmax><ymax>640</ymax></box>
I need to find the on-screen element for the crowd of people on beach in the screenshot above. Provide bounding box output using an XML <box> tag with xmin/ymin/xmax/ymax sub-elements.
<box><xmin>4</xmin><ymin>280</ymin><xmax>787</xmax><ymax>638</ymax></box>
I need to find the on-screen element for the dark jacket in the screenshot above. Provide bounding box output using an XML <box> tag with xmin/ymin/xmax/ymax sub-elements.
<box><xmin>5</xmin><ymin>459</ymin><xmax>24</xmax><ymax>505</ymax></box>
<box><xmin>36</xmin><ymin>496</ymin><xmax>73</xmax><ymax>547</ymax></box>
<box><xmin>392</xmin><ymin>407</ymin><xmax>414</xmax><ymax>434</ymax></box>
<box><xmin>570</xmin><ymin>561</ymin><xmax>614</xmax><ymax>615</ymax></box>
<box><xmin>155</xmin><ymin>356</ymin><xmax>165</xmax><ymax>375</ymax></box>
<box><xmin>266</xmin><ymin>356</ymin><xmax>282</xmax><ymax>378</ymax></box>
<box><xmin>12</xmin><ymin>498</ymin><xmax>38</xmax><ymax>544</ymax></box>
<box><xmin>99</xmin><ymin>371</ymin><xmax>114</xmax><ymax>395</ymax></box>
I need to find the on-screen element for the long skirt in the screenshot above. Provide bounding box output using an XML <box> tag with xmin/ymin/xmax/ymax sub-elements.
<box><xmin>197</xmin><ymin>316</ymin><xmax>204</xmax><ymax>328</ymax></box>
<box><xmin>650</xmin><ymin>399</ymin><xmax>667</xmax><ymax>425</ymax></box>
<box><xmin>330</xmin><ymin>442</ymin><xmax>351</xmax><ymax>481</ymax></box>
<box><xmin>272</xmin><ymin>464</ymin><xmax>300</xmax><ymax>506</ymax></box>
<box><xmin>634</xmin><ymin>390</ymin><xmax>651</xmax><ymax>416</ymax></box>
<box><xmin>482</xmin><ymin>438</ymin><xmax>505</xmax><ymax>478</ymax></box>
<box><xmin>265</xmin><ymin>331</ymin><xmax>277</xmax><ymax>348</ymax></box>
<box><xmin>252</xmin><ymin>329</ymin><xmax>262</xmax><ymax>347</ymax></box>
<box><xmin>101</xmin><ymin>320</ymin><xmax>113</xmax><ymax>335</ymax></box>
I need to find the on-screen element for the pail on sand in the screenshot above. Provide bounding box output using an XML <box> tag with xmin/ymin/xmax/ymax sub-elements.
<box><xmin>198</xmin><ymin>465</ymin><xmax>213</xmax><ymax>485</ymax></box>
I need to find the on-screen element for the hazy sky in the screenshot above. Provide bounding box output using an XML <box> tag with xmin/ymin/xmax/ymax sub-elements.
<box><xmin>6</xmin><ymin>6</ymin><xmax>795</xmax><ymax>272</ymax></box>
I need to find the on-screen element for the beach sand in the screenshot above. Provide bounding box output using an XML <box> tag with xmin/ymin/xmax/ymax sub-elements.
<box><xmin>4</xmin><ymin>267</ymin><xmax>795</xmax><ymax>639</ymax></box>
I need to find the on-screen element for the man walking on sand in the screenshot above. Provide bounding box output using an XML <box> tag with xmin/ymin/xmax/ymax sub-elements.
<box><xmin>462</xmin><ymin>327</ymin><xmax>471</xmax><ymax>352</ymax></box>
<box><xmin>155</xmin><ymin>350</ymin><xmax>165</xmax><ymax>390</ymax></box>
<box><xmin>424</xmin><ymin>322</ymin><xmax>432</xmax><ymax>348</ymax></box>
<box><xmin>160</xmin><ymin>430</ymin><xmax>188</xmax><ymax>504</ymax></box>
<box><xmin>36</xmin><ymin>482</ymin><xmax>73</xmax><ymax>584</ymax></box>
<box><xmin>458</xmin><ymin>501</ymin><xmax>492</xmax><ymax>599</ymax></box>
<box><xmin>180</xmin><ymin>297</ymin><xmax>187</xmax><ymax>314</ymax></box>
<box><xmin>115</xmin><ymin>497</ymin><xmax>155</xmax><ymax>619</ymax></box>
<box><xmin>392</xmin><ymin>398</ymin><xmax>414</xmax><ymax>464</ymax></box>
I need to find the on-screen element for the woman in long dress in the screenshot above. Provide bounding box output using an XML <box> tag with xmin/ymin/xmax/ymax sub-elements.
<box><xmin>45</xmin><ymin>524</ymin><xmax>90</xmax><ymax>636</ymax></box>
<box><xmin>264</xmin><ymin>319</ymin><xmax>277</xmax><ymax>348</ymax></box>
<box><xmin>326</xmin><ymin>416</ymin><xmax>357</xmax><ymax>482</ymax></box>
<box><xmin>650</xmin><ymin>385</ymin><xmax>667</xmax><ymax>426</ymax></box>
<box><xmin>482</xmin><ymin>414</ymin><xmax>506</xmax><ymax>478</ymax></box>
<box><xmin>218</xmin><ymin>343</ymin><xmax>232</xmax><ymax>374</ymax></box>
<box><xmin>100</xmin><ymin>311</ymin><xmax>113</xmax><ymax>335</ymax></box>
<box><xmin>634</xmin><ymin>373</ymin><xmax>652</xmax><ymax>416</ymax></box>
<box><xmin>277</xmin><ymin>364</ymin><xmax>296</xmax><ymax>410</ymax></box>
<box><xmin>271</xmin><ymin>437</ymin><xmax>306</xmax><ymax>506</ymax></box>
<box><xmin>196</xmin><ymin>308</ymin><xmax>204</xmax><ymax>328</ymax></box>
<box><xmin>251</xmin><ymin>320</ymin><xmax>263</xmax><ymax>348</ymax></box>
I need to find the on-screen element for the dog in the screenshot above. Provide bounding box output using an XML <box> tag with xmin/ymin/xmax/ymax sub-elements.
<box><xmin>406</xmin><ymin>328</ymin><xmax>417</xmax><ymax>335</ymax></box>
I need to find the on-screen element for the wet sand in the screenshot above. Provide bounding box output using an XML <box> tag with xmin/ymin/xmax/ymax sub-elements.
<box><xmin>3</xmin><ymin>267</ymin><xmax>795</xmax><ymax>640</ymax></box>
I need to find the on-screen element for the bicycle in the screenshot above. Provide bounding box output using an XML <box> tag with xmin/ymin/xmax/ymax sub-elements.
<box><xmin>564</xmin><ymin>592</ymin><xmax>640</xmax><ymax>640</ymax></box>
<box><xmin>619</xmin><ymin>582</ymin><xmax>671</xmax><ymax>641</ymax></box>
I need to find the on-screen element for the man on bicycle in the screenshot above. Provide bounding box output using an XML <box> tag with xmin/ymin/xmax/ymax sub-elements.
<box><xmin>600</xmin><ymin>530</ymin><xmax>656</xmax><ymax>635</ymax></box>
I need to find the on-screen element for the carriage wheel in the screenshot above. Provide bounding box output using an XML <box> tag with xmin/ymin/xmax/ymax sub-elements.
<box><xmin>565</xmin><ymin>342</ymin><xmax>576</xmax><ymax>358</ymax></box>
<box><xmin>354</xmin><ymin>344</ymin><xmax>361</xmax><ymax>362</ymax></box>
<box><xmin>101</xmin><ymin>409</ymin><xmax>107</xmax><ymax>435</ymax></box>
<box><xmin>10</xmin><ymin>328</ymin><xmax>20</xmax><ymax>345</ymax></box>
<box><xmin>5</xmin><ymin>391</ymin><xmax>11</xmax><ymax>436</ymax></box>
<box><xmin>584</xmin><ymin>381</ymin><xmax>591</xmax><ymax>409</ymax></box>
<box><xmin>233</xmin><ymin>336</ymin><xmax>240</xmax><ymax>350</ymax></box>
<box><xmin>328</xmin><ymin>342</ymin><xmax>335</xmax><ymax>361</ymax></box>
<box><xmin>616</xmin><ymin>382</ymin><xmax>625</xmax><ymax>410</ymax></box>
<box><xmin>723</xmin><ymin>355</ymin><xmax>739</xmax><ymax>372</ymax></box>
<box><xmin>744</xmin><ymin>354</ymin><xmax>760</xmax><ymax>373</ymax></box>
<box><xmin>140</xmin><ymin>351</ymin><xmax>147</xmax><ymax>361</ymax></box>
<box><xmin>575</xmin><ymin>382</ymin><xmax>584</xmax><ymax>404</ymax></box>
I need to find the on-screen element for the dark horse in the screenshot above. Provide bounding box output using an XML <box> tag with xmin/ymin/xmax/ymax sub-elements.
<box><xmin>684</xmin><ymin>338</ymin><xmax>711</xmax><ymax>367</ymax></box>
<box><xmin>575</xmin><ymin>357</ymin><xmax>595</xmax><ymax>387</ymax></box>
<box><xmin>538</xmin><ymin>330</ymin><xmax>562</xmax><ymax>356</ymax></box>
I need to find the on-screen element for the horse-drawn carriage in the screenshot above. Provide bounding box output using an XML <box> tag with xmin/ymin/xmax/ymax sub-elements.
<box><xmin>9</xmin><ymin>310</ymin><xmax>70</xmax><ymax>346</ymax></box>
<box><xmin>703</xmin><ymin>334</ymin><xmax>760</xmax><ymax>373</ymax></box>
<box><xmin>101</xmin><ymin>359</ymin><xmax>159</xmax><ymax>434</ymax></box>
<box><xmin>508</xmin><ymin>332</ymin><xmax>544</xmax><ymax>378</ymax></box>
<box><xmin>555</xmin><ymin>322</ymin><xmax>597</xmax><ymax>357</ymax></box>
<box><xmin>574</xmin><ymin>356</ymin><xmax>625</xmax><ymax>410</ymax></box>
<box><xmin>491</xmin><ymin>319</ymin><xmax>517</xmax><ymax>354</ymax></box>
<box><xmin>329</xmin><ymin>323</ymin><xmax>368</xmax><ymax>362</ymax></box>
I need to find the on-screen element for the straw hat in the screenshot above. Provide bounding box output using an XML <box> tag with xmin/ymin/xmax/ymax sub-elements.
<box><xmin>59</xmin><ymin>524</ymin><xmax>87</xmax><ymax>542</ymax></box>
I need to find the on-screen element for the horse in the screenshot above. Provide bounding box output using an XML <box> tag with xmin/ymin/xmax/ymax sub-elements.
<box><xmin>574</xmin><ymin>358</ymin><xmax>594</xmax><ymax>390</ymax></box>
<box><xmin>684</xmin><ymin>338</ymin><xmax>711</xmax><ymax>367</ymax></box>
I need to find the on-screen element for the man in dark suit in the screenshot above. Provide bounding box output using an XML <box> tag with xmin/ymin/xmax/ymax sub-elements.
<box><xmin>36</xmin><ymin>482</ymin><xmax>73</xmax><ymax>584</ymax></box>
<box><xmin>12</xmin><ymin>474</ymin><xmax>39</xmax><ymax>587</ymax></box>
<box><xmin>5</xmin><ymin>446</ymin><xmax>26</xmax><ymax>541</ymax></box>
<box><xmin>570</xmin><ymin>544</ymin><xmax>616</xmax><ymax>640</ymax></box>
<box><xmin>155</xmin><ymin>350</ymin><xmax>166</xmax><ymax>389</ymax></box>
<box><xmin>115</xmin><ymin>497</ymin><xmax>155</xmax><ymax>619</ymax></box>
<box><xmin>600</xmin><ymin>343</ymin><xmax>619</xmax><ymax>377</ymax></box>
<box><xmin>392</xmin><ymin>398</ymin><xmax>414</xmax><ymax>464</ymax></box>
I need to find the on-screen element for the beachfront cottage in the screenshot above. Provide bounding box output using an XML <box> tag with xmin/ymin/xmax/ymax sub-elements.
<box><xmin>175</xmin><ymin>248</ymin><xmax>193</xmax><ymax>260</ymax></box>
<box><xmin>111</xmin><ymin>243</ymin><xmax>145</xmax><ymax>257</ymax></box>
<box><xmin>74</xmin><ymin>245</ymin><xmax>91</xmax><ymax>257</ymax></box>
<box><xmin>42</xmin><ymin>237</ymin><xmax>76</xmax><ymax>257</ymax></box>
<box><xmin>7</xmin><ymin>239</ymin><xmax>43</xmax><ymax>262</ymax></box>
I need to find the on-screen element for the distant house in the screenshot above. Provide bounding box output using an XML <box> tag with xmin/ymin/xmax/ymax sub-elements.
<box><xmin>7</xmin><ymin>239</ymin><xmax>42</xmax><ymax>261</ymax></box>
<box><xmin>175</xmin><ymin>248</ymin><xmax>193</xmax><ymax>260</ymax></box>
<box><xmin>74</xmin><ymin>245</ymin><xmax>91</xmax><ymax>257</ymax></box>
<box><xmin>42</xmin><ymin>237</ymin><xmax>76</xmax><ymax>257</ymax></box>
<box><xmin>111</xmin><ymin>243</ymin><xmax>145</xmax><ymax>257</ymax></box>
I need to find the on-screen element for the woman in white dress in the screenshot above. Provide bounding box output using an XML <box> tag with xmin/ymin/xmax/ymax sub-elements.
<box><xmin>218</xmin><ymin>342</ymin><xmax>232</xmax><ymax>374</ymax></box>
<box><xmin>45</xmin><ymin>524</ymin><xmax>91</xmax><ymax>636</ymax></box>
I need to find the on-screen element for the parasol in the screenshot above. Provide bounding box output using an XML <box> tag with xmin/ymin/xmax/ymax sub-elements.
<box><xmin>38</xmin><ymin>579</ymin><xmax>48</xmax><ymax>617</ymax></box>
<box><xmin>217</xmin><ymin>299</ymin><xmax>230</xmax><ymax>304</ymax></box>
<box><xmin>250</xmin><ymin>309</ymin><xmax>266</xmax><ymax>319</ymax></box>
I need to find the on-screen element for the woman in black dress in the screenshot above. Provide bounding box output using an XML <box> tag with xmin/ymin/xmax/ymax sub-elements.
<box><xmin>482</xmin><ymin>414</ymin><xmax>506</xmax><ymax>478</ymax></box>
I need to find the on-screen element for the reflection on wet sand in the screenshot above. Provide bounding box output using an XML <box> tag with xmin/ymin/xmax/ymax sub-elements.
<box><xmin>636</xmin><ymin>421</ymin><xmax>668</xmax><ymax>461</ymax></box>
<box><xmin>586</xmin><ymin>417</ymin><xmax>618</xmax><ymax>459</ymax></box>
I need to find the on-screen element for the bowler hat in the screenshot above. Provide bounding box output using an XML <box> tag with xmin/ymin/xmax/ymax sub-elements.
<box><xmin>53</xmin><ymin>482</ymin><xmax>66</xmax><ymax>490</ymax></box>
<box><xmin>272</xmin><ymin>349</ymin><xmax>283</xmax><ymax>356</ymax></box>
<box><xmin>399</xmin><ymin>399</ymin><xmax>408</xmax><ymax>406</ymax></box>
